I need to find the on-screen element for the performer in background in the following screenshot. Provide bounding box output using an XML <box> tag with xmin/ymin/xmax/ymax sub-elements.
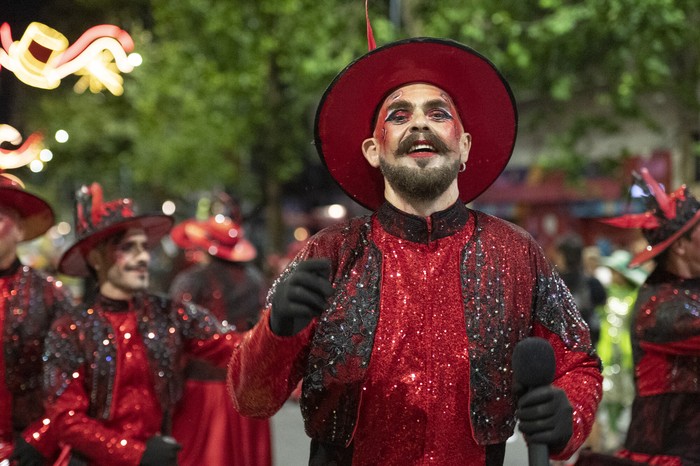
<box><xmin>42</xmin><ymin>183</ymin><xmax>239</xmax><ymax>466</ymax></box>
<box><xmin>0</xmin><ymin>172</ymin><xmax>72</xmax><ymax>466</ymax></box>
<box><xmin>170</xmin><ymin>213</ymin><xmax>271</xmax><ymax>466</ymax></box>
<box><xmin>228</xmin><ymin>12</ymin><xmax>602</xmax><ymax>466</ymax></box>
<box><xmin>600</xmin><ymin>169</ymin><xmax>700</xmax><ymax>465</ymax></box>
<box><xmin>552</xmin><ymin>233</ymin><xmax>607</xmax><ymax>347</ymax></box>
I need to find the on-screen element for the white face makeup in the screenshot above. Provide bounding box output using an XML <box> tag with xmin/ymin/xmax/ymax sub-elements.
<box><xmin>93</xmin><ymin>228</ymin><xmax>152</xmax><ymax>299</ymax></box>
<box><xmin>362</xmin><ymin>83</ymin><xmax>471</xmax><ymax>209</ymax></box>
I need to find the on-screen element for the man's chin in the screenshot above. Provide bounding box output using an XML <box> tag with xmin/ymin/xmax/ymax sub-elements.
<box><xmin>126</xmin><ymin>279</ymin><xmax>149</xmax><ymax>292</ymax></box>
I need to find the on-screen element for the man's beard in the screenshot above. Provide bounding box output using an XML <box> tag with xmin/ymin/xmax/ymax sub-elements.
<box><xmin>379</xmin><ymin>156</ymin><xmax>460</xmax><ymax>204</ymax></box>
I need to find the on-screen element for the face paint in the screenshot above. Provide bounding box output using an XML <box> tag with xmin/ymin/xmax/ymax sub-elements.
<box><xmin>373</xmin><ymin>89</ymin><xmax>403</xmax><ymax>141</ymax></box>
<box><xmin>368</xmin><ymin>83</ymin><xmax>469</xmax><ymax>203</ymax></box>
<box><xmin>97</xmin><ymin>228</ymin><xmax>152</xmax><ymax>299</ymax></box>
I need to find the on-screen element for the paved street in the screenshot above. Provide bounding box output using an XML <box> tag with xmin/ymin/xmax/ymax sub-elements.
<box><xmin>270</xmin><ymin>401</ymin><xmax>531</xmax><ymax>466</ymax></box>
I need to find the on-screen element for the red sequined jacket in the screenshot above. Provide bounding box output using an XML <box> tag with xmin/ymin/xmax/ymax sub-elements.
<box><xmin>43</xmin><ymin>292</ymin><xmax>239</xmax><ymax>465</ymax></box>
<box><xmin>1</xmin><ymin>260</ymin><xmax>73</xmax><ymax>459</ymax></box>
<box><xmin>229</xmin><ymin>202</ymin><xmax>602</xmax><ymax>465</ymax></box>
<box><xmin>622</xmin><ymin>269</ymin><xmax>700</xmax><ymax>464</ymax></box>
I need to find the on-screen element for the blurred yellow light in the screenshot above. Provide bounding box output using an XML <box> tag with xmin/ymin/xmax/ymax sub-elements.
<box><xmin>162</xmin><ymin>200</ymin><xmax>176</xmax><ymax>216</ymax></box>
<box><xmin>0</xmin><ymin>22</ymin><xmax>135</xmax><ymax>96</ymax></box>
<box><xmin>56</xmin><ymin>222</ymin><xmax>72</xmax><ymax>236</ymax></box>
<box><xmin>327</xmin><ymin>204</ymin><xmax>346</xmax><ymax>219</ymax></box>
<box><xmin>293</xmin><ymin>227</ymin><xmax>310</xmax><ymax>241</ymax></box>
<box><xmin>39</xmin><ymin>148</ymin><xmax>53</xmax><ymax>162</ymax></box>
<box><xmin>29</xmin><ymin>159</ymin><xmax>44</xmax><ymax>172</ymax></box>
<box><xmin>55</xmin><ymin>129</ymin><xmax>69</xmax><ymax>143</ymax></box>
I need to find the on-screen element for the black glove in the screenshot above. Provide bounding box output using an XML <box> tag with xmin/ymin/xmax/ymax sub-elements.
<box><xmin>517</xmin><ymin>385</ymin><xmax>573</xmax><ymax>452</ymax></box>
<box><xmin>270</xmin><ymin>258</ymin><xmax>333</xmax><ymax>336</ymax></box>
<box><xmin>140</xmin><ymin>435</ymin><xmax>181</xmax><ymax>466</ymax></box>
<box><xmin>10</xmin><ymin>436</ymin><xmax>45</xmax><ymax>466</ymax></box>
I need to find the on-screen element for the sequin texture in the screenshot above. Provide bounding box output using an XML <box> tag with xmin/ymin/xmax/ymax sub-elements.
<box><xmin>622</xmin><ymin>268</ymin><xmax>700</xmax><ymax>462</ymax></box>
<box><xmin>0</xmin><ymin>261</ymin><xmax>72</xmax><ymax>459</ymax></box>
<box><xmin>230</xmin><ymin>202</ymin><xmax>602</xmax><ymax>465</ymax></box>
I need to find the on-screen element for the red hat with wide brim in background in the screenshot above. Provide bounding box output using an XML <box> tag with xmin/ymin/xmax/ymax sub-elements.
<box><xmin>314</xmin><ymin>37</ymin><xmax>518</xmax><ymax>211</ymax></box>
<box><xmin>0</xmin><ymin>173</ymin><xmax>55</xmax><ymax>241</ymax></box>
<box><xmin>170</xmin><ymin>216</ymin><xmax>257</xmax><ymax>263</ymax></box>
<box><xmin>58</xmin><ymin>183</ymin><xmax>173</xmax><ymax>277</ymax></box>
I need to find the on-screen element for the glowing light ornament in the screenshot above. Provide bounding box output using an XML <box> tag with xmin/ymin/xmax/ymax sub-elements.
<box><xmin>0</xmin><ymin>124</ymin><xmax>44</xmax><ymax>168</ymax></box>
<box><xmin>0</xmin><ymin>22</ymin><xmax>136</xmax><ymax>95</ymax></box>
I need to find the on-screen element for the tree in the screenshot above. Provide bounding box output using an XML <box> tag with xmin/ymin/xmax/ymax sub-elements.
<box><xmin>13</xmin><ymin>0</ymin><xmax>700</xmax><ymax>251</ymax></box>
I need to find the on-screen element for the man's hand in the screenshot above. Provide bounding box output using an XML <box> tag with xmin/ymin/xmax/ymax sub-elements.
<box><xmin>270</xmin><ymin>258</ymin><xmax>333</xmax><ymax>336</ymax></box>
<box><xmin>10</xmin><ymin>437</ymin><xmax>45</xmax><ymax>466</ymax></box>
<box><xmin>140</xmin><ymin>435</ymin><xmax>181</xmax><ymax>466</ymax></box>
<box><xmin>517</xmin><ymin>385</ymin><xmax>573</xmax><ymax>452</ymax></box>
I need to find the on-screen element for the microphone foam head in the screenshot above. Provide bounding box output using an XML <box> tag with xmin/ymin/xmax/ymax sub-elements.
<box><xmin>512</xmin><ymin>337</ymin><xmax>556</xmax><ymax>387</ymax></box>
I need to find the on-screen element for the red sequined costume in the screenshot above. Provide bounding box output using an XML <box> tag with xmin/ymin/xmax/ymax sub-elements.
<box><xmin>229</xmin><ymin>202</ymin><xmax>603</xmax><ymax>465</ymax></box>
<box><xmin>616</xmin><ymin>269</ymin><xmax>700</xmax><ymax>465</ymax></box>
<box><xmin>0</xmin><ymin>260</ymin><xmax>72</xmax><ymax>461</ymax></box>
<box><xmin>43</xmin><ymin>292</ymin><xmax>238</xmax><ymax>466</ymax></box>
<box><xmin>170</xmin><ymin>258</ymin><xmax>271</xmax><ymax>466</ymax></box>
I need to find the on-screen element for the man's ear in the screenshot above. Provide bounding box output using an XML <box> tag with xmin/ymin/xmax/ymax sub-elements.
<box><xmin>672</xmin><ymin>236</ymin><xmax>688</xmax><ymax>256</ymax></box>
<box><xmin>459</xmin><ymin>132</ymin><xmax>472</xmax><ymax>165</ymax></box>
<box><xmin>87</xmin><ymin>249</ymin><xmax>103</xmax><ymax>272</ymax></box>
<box><xmin>14</xmin><ymin>223</ymin><xmax>26</xmax><ymax>243</ymax></box>
<box><xmin>362</xmin><ymin>137</ymin><xmax>381</xmax><ymax>168</ymax></box>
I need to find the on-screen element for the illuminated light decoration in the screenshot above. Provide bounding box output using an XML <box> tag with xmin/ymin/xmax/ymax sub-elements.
<box><xmin>72</xmin><ymin>49</ymin><xmax>127</xmax><ymax>96</ymax></box>
<box><xmin>0</xmin><ymin>22</ymin><xmax>135</xmax><ymax>95</ymax></box>
<box><xmin>0</xmin><ymin>124</ymin><xmax>45</xmax><ymax>169</ymax></box>
<box><xmin>0</xmin><ymin>124</ymin><xmax>22</xmax><ymax>145</ymax></box>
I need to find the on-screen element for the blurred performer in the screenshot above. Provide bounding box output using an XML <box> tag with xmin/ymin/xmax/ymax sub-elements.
<box><xmin>42</xmin><ymin>183</ymin><xmax>239</xmax><ymax>466</ymax></box>
<box><xmin>228</xmin><ymin>16</ymin><xmax>602</xmax><ymax>466</ymax></box>
<box><xmin>599</xmin><ymin>169</ymin><xmax>700</xmax><ymax>465</ymax></box>
<box><xmin>0</xmin><ymin>172</ymin><xmax>72</xmax><ymax>465</ymax></box>
<box><xmin>553</xmin><ymin>234</ymin><xmax>607</xmax><ymax>347</ymax></box>
<box><xmin>169</xmin><ymin>215</ymin><xmax>271</xmax><ymax>466</ymax></box>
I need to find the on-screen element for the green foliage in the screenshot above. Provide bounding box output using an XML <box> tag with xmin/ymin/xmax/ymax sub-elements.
<box><xmin>17</xmin><ymin>0</ymin><xmax>700</xmax><ymax>228</ymax></box>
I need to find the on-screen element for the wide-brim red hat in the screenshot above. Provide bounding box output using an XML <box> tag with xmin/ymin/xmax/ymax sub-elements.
<box><xmin>170</xmin><ymin>217</ymin><xmax>257</xmax><ymax>263</ymax></box>
<box><xmin>629</xmin><ymin>208</ymin><xmax>700</xmax><ymax>267</ymax></box>
<box><xmin>58</xmin><ymin>183</ymin><xmax>173</xmax><ymax>277</ymax></box>
<box><xmin>600</xmin><ymin>168</ymin><xmax>700</xmax><ymax>267</ymax></box>
<box><xmin>0</xmin><ymin>174</ymin><xmax>54</xmax><ymax>241</ymax></box>
<box><xmin>314</xmin><ymin>37</ymin><xmax>518</xmax><ymax>210</ymax></box>
<box><xmin>59</xmin><ymin>216</ymin><xmax>174</xmax><ymax>277</ymax></box>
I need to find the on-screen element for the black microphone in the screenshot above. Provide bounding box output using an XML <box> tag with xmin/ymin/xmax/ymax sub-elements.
<box><xmin>513</xmin><ymin>337</ymin><xmax>556</xmax><ymax>466</ymax></box>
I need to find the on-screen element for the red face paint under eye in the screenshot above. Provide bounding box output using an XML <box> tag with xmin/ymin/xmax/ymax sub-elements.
<box><xmin>374</xmin><ymin>106</ymin><xmax>390</xmax><ymax>140</ymax></box>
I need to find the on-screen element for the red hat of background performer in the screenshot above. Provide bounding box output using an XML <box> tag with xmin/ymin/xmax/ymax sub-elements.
<box><xmin>600</xmin><ymin>168</ymin><xmax>700</xmax><ymax>267</ymax></box>
<box><xmin>0</xmin><ymin>172</ymin><xmax>55</xmax><ymax>241</ymax></box>
<box><xmin>313</xmin><ymin>5</ymin><xmax>518</xmax><ymax>210</ymax></box>
<box><xmin>58</xmin><ymin>182</ymin><xmax>174</xmax><ymax>277</ymax></box>
<box><xmin>170</xmin><ymin>215</ymin><xmax>257</xmax><ymax>263</ymax></box>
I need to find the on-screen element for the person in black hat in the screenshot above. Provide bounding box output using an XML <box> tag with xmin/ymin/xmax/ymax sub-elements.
<box><xmin>0</xmin><ymin>169</ymin><xmax>73</xmax><ymax>466</ymax></box>
<box><xmin>600</xmin><ymin>168</ymin><xmax>700</xmax><ymax>465</ymax></box>
<box><xmin>41</xmin><ymin>183</ymin><xmax>240</xmax><ymax>466</ymax></box>
<box><xmin>228</xmin><ymin>11</ymin><xmax>602</xmax><ymax>466</ymax></box>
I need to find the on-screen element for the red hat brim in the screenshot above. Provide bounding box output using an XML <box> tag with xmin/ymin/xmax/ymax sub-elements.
<box><xmin>0</xmin><ymin>187</ymin><xmax>55</xmax><ymax>240</ymax></box>
<box><xmin>170</xmin><ymin>219</ymin><xmax>257</xmax><ymax>263</ymax></box>
<box><xmin>630</xmin><ymin>209</ymin><xmax>700</xmax><ymax>267</ymax></box>
<box><xmin>314</xmin><ymin>37</ymin><xmax>518</xmax><ymax>210</ymax></box>
<box><xmin>58</xmin><ymin>214</ymin><xmax>173</xmax><ymax>277</ymax></box>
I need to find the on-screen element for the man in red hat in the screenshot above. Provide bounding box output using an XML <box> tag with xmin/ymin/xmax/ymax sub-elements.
<box><xmin>41</xmin><ymin>183</ymin><xmax>240</xmax><ymax>466</ymax></box>
<box><xmin>228</xmin><ymin>29</ymin><xmax>602</xmax><ymax>466</ymax></box>
<box><xmin>600</xmin><ymin>168</ymin><xmax>700</xmax><ymax>465</ymax></box>
<box><xmin>169</xmin><ymin>214</ymin><xmax>271</xmax><ymax>466</ymax></box>
<box><xmin>0</xmin><ymin>172</ymin><xmax>73</xmax><ymax>466</ymax></box>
